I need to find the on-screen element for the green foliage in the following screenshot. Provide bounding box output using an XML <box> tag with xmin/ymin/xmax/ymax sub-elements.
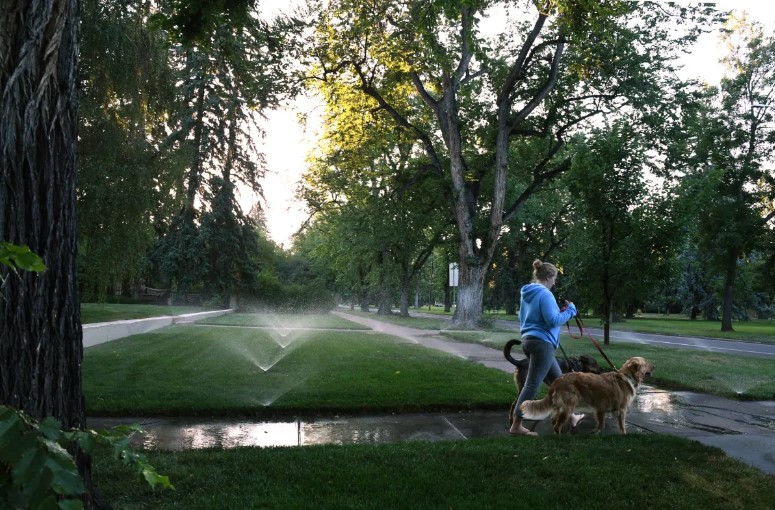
<box><xmin>78</xmin><ymin>0</ymin><xmax>184</xmax><ymax>301</ymax></box>
<box><xmin>151</xmin><ymin>0</ymin><xmax>256</xmax><ymax>45</ymax></box>
<box><xmin>0</xmin><ymin>405</ymin><xmax>173</xmax><ymax>510</ymax></box>
<box><xmin>0</xmin><ymin>242</ymin><xmax>47</xmax><ymax>274</ymax></box>
<box><xmin>666</xmin><ymin>15</ymin><xmax>775</xmax><ymax>328</ymax></box>
<box><xmin>199</xmin><ymin>178</ymin><xmax>262</xmax><ymax>305</ymax></box>
<box><xmin>302</xmin><ymin>0</ymin><xmax>721</xmax><ymax>327</ymax></box>
<box><xmin>247</xmin><ymin>257</ymin><xmax>336</xmax><ymax>312</ymax></box>
<box><xmin>0</xmin><ymin>242</ymin><xmax>47</xmax><ymax>302</ymax></box>
<box><xmin>79</xmin><ymin>0</ymin><xmax>302</xmax><ymax>304</ymax></box>
<box><xmin>561</xmin><ymin>122</ymin><xmax>679</xmax><ymax>323</ymax></box>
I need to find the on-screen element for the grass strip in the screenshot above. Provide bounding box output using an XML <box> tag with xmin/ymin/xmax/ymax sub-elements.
<box><xmin>598</xmin><ymin>316</ymin><xmax>775</xmax><ymax>344</ymax></box>
<box><xmin>197</xmin><ymin>312</ymin><xmax>369</xmax><ymax>329</ymax></box>
<box><xmin>83</xmin><ymin>326</ymin><xmax>513</xmax><ymax>417</ymax></box>
<box><xmin>342</xmin><ymin>309</ymin><xmax>452</xmax><ymax>330</ymax></box>
<box><xmin>441</xmin><ymin>330</ymin><xmax>775</xmax><ymax>401</ymax></box>
<box><xmin>93</xmin><ymin>435</ymin><xmax>775</xmax><ymax>510</ymax></box>
<box><xmin>80</xmin><ymin>303</ymin><xmax>204</xmax><ymax>324</ymax></box>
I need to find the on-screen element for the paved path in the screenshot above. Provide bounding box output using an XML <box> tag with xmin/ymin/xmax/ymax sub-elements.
<box><xmin>421</xmin><ymin>311</ymin><xmax>775</xmax><ymax>359</ymax></box>
<box><xmin>489</xmin><ymin>318</ymin><xmax>775</xmax><ymax>359</ymax></box>
<box><xmin>332</xmin><ymin>310</ymin><xmax>775</xmax><ymax>476</ymax></box>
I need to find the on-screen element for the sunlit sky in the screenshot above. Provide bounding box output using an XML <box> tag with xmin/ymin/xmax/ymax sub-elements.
<box><xmin>250</xmin><ymin>1</ymin><xmax>775</xmax><ymax>247</ymax></box>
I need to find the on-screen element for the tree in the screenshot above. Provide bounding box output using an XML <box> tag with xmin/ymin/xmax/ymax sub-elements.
<box><xmin>0</xmin><ymin>0</ymin><xmax>94</xmax><ymax>503</ymax></box>
<box><xmin>300</xmin><ymin>65</ymin><xmax>450</xmax><ymax>316</ymax></box>
<box><xmin>303</xmin><ymin>0</ymin><xmax>718</xmax><ymax>328</ymax></box>
<box><xmin>78</xmin><ymin>0</ymin><xmax>184</xmax><ymax>300</ymax></box>
<box><xmin>487</xmin><ymin>179</ymin><xmax>572</xmax><ymax>315</ymax></box>
<box><xmin>562</xmin><ymin>123</ymin><xmax>678</xmax><ymax>344</ymax></box>
<box><xmin>1</xmin><ymin>1</ymin><xmax>260</xmax><ymax>506</ymax></box>
<box><xmin>152</xmin><ymin>4</ymin><xmax>298</xmax><ymax>300</ymax></box>
<box><xmin>673</xmin><ymin>15</ymin><xmax>775</xmax><ymax>331</ymax></box>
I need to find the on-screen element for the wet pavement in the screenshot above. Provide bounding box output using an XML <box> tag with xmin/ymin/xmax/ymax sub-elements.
<box><xmin>86</xmin><ymin>310</ymin><xmax>775</xmax><ymax>476</ymax></box>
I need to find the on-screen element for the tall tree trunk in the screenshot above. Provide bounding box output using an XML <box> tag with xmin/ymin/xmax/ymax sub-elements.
<box><xmin>452</xmin><ymin>265</ymin><xmax>487</xmax><ymax>328</ymax></box>
<box><xmin>357</xmin><ymin>267</ymin><xmax>369</xmax><ymax>312</ymax></box>
<box><xmin>602</xmin><ymin>275</ymin><xmax>613</xmax><ymax>346</ymax></box>
<box><xmin>720</xmin><ymin>247</ymin><xmax>739</xmax><ymax>332</ymax></box>
<box><xmin>504</xmin><ymin>248</ymin><xmax>520</xmax><ymax>316</ymax></box>
<box><xmin>175</xmin><ymin>61</ymin><xmax>207</xmax><ymax>297</ymax></box>
<box><xmin>602</xmin><ymin>302</ymin><xmax>612</xmax><ymax>346</ymax></box>
<box><xmin>377</xmin><ymin>281</ymin><xmax>393</xmax><ymax>315</ymax></box>
<box><xmin>398</xmin><ymin>274</ymin><xmax>410</xmax><ymax>317</ymax></box>
<box><xmin>0</xmin><ymin>0</ymin><xmax>100</xmax><ymax>507</ymax></box>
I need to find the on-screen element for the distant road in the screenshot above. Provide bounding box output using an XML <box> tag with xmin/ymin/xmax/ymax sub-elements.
<box><xmin>563</xmin><ymin>325</ymin><xmax>775</xmax><ymax>359</ymax></box>
<box><xmin>409</xmin><ymin>311</ymin><xmax>775</xmax><ymax>359</ymax></box>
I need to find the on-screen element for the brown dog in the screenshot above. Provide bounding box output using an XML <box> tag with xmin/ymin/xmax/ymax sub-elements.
<box><xmin>503</xmin><ymin>339</ymin><xmax>603</xmax><ymax>425</ymax></box>
<box><xmin>519</xmin><ymin>356</ymin><xmax>655</xmax><ymax>434</ymax></box>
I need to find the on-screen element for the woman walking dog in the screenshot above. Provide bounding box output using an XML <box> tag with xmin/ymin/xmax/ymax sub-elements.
<box><xmin>509</xmin><ymin>259</ymin><xmax>584</xmax><ymax>436</ymax></box>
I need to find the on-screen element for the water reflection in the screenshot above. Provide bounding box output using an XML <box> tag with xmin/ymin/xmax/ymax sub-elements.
<box><xmin>635</xmin><ymin>386</ymin><xmax>675</xmax><ymax>414</ymax></box>
<box><xmin>97</xmin><ymin>412</ymin><xmax>489</xmax><ymax>451</ymax></box>
<box><xmin>88</xmin><ymin>390</ymin><xmax>774</xmax><ymax>452</ymax></box>
<box><xmin>137</xmin><ymin>420</ymin><xmax>302</xmax><ymax>449</ymax></box>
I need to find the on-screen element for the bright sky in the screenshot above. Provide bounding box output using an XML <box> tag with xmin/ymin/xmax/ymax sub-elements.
<box><xmin>250</xmin><ymin>1</ymin><xmax>775</xmax><ymax>248</ymax></box>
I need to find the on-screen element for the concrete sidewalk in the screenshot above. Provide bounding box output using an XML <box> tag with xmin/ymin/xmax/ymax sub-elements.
<box><xmin>82</xmin><ymin>309</ymin><xmax>233</xmax><ymax>347</ymax></box>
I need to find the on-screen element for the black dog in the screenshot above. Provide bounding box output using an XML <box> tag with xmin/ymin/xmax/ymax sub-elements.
<box><xmin>504</xmin><ymin>338</ymin><xmax>603</xmax><ymax>425</ymax></box>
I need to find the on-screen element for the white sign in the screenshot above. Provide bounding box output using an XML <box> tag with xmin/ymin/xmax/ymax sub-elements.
<box><xmin>449</xmin><ymin>263</ymin><xmax>459</xmax><ymax>287</ymax></box>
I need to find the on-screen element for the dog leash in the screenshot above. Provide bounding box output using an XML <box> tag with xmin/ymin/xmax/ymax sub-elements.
<box><xmin>564</xmin><ymin>313</ymin><xmax>617</xmax><ymax>370</ymax></box>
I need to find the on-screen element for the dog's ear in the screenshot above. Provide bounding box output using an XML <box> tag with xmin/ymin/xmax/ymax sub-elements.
<box><xmin>620</xmin><ymin>357</ymin><xmax>639</xmax><ymax>378</ymax></box>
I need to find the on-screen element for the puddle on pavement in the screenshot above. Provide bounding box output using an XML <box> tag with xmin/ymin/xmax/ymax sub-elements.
<box><xmin>87</xmin><ymin>386</ymin><xmax>771</xmax><ymax>451</ymax></box>
<box><xmin>143</xmin><ymin>419</ymin><xmax>302</xmax><ymax>449</ymax></box>
<box><xmin>87</xmin><ymin>413</ymin><xmax>472</xmax><ymax>451</ymax></box>
<box><xmin>634</xmin><ymin>387</ymin><xmax>675</xmax><ymax>413</ymax></box>
<box><xmin>87</xmin><ymin>389</ymin><xmax>682</xmax><ymax>451</ymax></box>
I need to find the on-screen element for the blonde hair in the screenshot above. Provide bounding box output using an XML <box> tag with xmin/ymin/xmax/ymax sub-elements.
<box><xmin>532</xmin><ymin>259</ymin><xmax>558</xmax><ymax>283</ymax></box>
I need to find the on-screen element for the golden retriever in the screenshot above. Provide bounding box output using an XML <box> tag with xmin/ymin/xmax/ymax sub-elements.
<box><xmin>503</xmin><ymin>338</ymin><xmax>603</xmax><ymax>426</ymax></box>
<box><xmin>519</xmin><ymin>356</ymin><xmax>655</xmax><ymax>434</ymax></box>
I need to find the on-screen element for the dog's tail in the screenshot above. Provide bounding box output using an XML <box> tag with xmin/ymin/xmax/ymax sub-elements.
<box><xmin>519</xmin><ymin>393</ymin><xmax>554</xmax><ymax>421</ymax></box>
<box><xmin>503</xmin><ymin>338</ymin><xmax>522</xmax><ymax>366</ymax></box>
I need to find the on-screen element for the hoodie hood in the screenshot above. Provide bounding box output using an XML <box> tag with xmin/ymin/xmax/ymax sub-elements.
<box><xmin>521</xmin><ymin>283</ymin><xmax>549</xmax><ymax>306</ymax></box>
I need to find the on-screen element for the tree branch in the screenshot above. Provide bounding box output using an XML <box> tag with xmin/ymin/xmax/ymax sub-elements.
<box><xmin>497</xmin><ymin>13</ymin><xmax>548</xmax><ymax>106</ymax></box>
<box><xmin>510</xmin><ymin>35</ymin><xmax>566</xmax><ymax>129</ymax></box>
<box><xmin>502</xmin><ymin>156</ymin><xmax>572</xmax><ymax>224</ymax></box>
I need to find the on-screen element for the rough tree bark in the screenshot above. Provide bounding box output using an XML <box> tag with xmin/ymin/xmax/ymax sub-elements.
<box><xmin>720</xmin><ymin>247</ymin><xmax>739</xmax><ymax>332</ymax></box>
<box><xmin>0</xmin><ymin>0</ymin><xmax>99</xmax><ymax>507</ymax></box>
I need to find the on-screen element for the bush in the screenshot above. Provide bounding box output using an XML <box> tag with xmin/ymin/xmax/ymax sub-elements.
<box><xmin>0</xmin><ymin>406</ymin><xmax>172</xmax><ymax>510</ymax></box>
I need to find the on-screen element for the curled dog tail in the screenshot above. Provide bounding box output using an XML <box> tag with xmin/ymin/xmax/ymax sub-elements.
<box><xmin>503</xmin><ymin>338</ymin><xmax>522</xmax><ymax>367</ymax></box>
<box><xmin>519</xmin><ymin>394</ymin><xmax>554</xmax><ymax>421</ymax></box>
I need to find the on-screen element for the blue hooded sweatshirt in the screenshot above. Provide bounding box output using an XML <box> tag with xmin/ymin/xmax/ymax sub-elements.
<box><xmin>519</xmin><ymin>283</ymin><xmax>577</xmax><ymax>348</ymax></box>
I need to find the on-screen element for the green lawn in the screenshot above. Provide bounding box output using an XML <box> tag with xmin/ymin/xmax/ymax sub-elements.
<box><xmin>83</xmin><ymin>325</ymin><xmax>513</xmax><ymax>417</ymax></box>
<box><xmin>82</xmin><ymin>308</ymin><xmax>775</xmax><ymax>509</ymax></box>
<box><xmin>491</xmin><ymin>310</ymin><xmax>775</xmax><ymax>345</ymax></box>
<box><xmin>369</xmin><ymin>306</ymin><xmax>775</xmax><ymax>344</ymax></box>
<box><xmin>198</xmin><ymin>311</ymin><xmax>370</xmax><ymax>329</ymax></box>
<box><xmin>80</xmin><ymin>303</ymin><xmax>204</xmax><ymax>324</ymax></box>
<box><xmin>343</xmin><ymin>309</ymin><xmax>452</xmax><ymax>329</ymax></box>
<box><xmin>440</xmin><ymin>330</ymin><xmax>775</xmax><ymax>400</ymax></box>
<box><xmin>94</xmin><ymin>435</ymin><xmax>775</xmax><ymax>510</ymax></box>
